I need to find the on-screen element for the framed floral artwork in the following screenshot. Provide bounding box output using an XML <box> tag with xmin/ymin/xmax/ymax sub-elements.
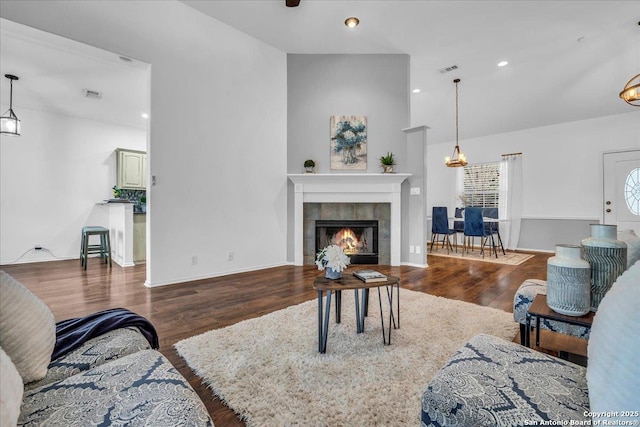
<box><xmin>330</xmin><ymin>115</ymin><xmax>367</xmax><ymax>170</ymax></box>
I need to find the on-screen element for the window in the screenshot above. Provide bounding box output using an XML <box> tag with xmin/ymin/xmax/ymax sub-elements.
<box><xmin>625</xmin><ymin>167</ymin><xmax>640</xmax><ymax>215</ymax></box>
<box><xmin>458</xmin><ymin>162</ymin><xmax>501</xmax><ymax>208</ymax></box>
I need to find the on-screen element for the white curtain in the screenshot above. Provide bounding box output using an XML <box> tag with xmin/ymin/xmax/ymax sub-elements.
<box><xmin>501</xmin><ymin>154</ymin><xmax>523</xmax><ymax>250</ymax></box>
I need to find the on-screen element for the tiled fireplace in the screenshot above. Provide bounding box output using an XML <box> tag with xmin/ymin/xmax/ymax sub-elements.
<box><xmin>288</xmin><ymin>173</ymin><xmax>410</xmax><ymax>266</ymax></box>
<box><xmin>305</xmin><ymin>205</ymin><xmax>389</xmax><ymax>265</ymax></box>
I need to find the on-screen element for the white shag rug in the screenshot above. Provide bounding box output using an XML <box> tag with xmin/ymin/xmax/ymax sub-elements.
<box><xmin>175</xmin><ymin>288</ymin><xmax>519</xmax><ymax>426</ymax></box>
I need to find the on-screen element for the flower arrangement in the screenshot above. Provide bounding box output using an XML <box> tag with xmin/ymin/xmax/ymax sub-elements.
<box><xmin>315</xmin><ymin>244</ymin><xmax>351</xmax><ymax>273</ymax></box>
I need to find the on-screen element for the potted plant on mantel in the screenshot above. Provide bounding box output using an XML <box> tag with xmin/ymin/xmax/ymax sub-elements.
<box><xmin>304</xmin><ymin>159</ymin><xmax>316</xmax><ymax>174</ymax></box>
<box><xmin>379</xmin><ymin>152</ymin><xmax>396</xmax><ymax>173</ymax></box>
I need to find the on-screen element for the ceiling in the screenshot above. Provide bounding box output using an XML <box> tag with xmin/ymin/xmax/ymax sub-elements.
<box><xmin>1</xmin><ymin>2</ymin><xmax>637</xmax><ymax>143</ymax></box>
<box><xmin>0</xmin><ymin>18</ymin><xmax>149</xmax><ymax>130</ymax></box>
<box><xmin>182</xmin><ymin>0</ymin><xmax>640</xmax><ymax>143</ymax></box>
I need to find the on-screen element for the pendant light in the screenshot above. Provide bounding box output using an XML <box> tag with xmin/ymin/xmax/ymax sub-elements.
<box><xmin>445</xmin><ymin>78</ymin><xmax>467</xmax><ymax>167</ymax></box>
<box><xmin>1</xmin><ymin>74</ymin><xmax>21</xmax><ymax>136</ymax></box>
<box><xmin>619</xmin><ymin>74</ymin><xmax>640</xmax><ymax>107</ymax></box>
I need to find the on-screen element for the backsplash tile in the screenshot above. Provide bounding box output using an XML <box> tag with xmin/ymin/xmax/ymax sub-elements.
<box><xmin>118</xmin><ymin>189</ymin><xmax>146</xmax><ymax>213</ymax></box>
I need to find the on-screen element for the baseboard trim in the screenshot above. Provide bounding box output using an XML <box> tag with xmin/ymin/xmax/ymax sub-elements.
<box><xmin>144</xmin><ymin>262</ymin><xmax>290</xmax><ymax>288</ymax></box>
<box><xmin>401</xmin><ymin>262</ymin><xmax>428</xmax><ymax>268</ymax></box>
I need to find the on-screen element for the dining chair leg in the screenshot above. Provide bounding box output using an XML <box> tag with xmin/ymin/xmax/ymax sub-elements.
<box><xmin>496</xmin><ymin>231</ymin><xmax>506</xmax><ymax>255</ymax></box>
<box><xmin>430</xmin><ymin>234</ymin><xmax>436</xmax><ymax>252</ymax></box>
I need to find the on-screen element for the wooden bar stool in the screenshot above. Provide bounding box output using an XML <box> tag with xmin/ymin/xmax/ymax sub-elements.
<box><xmin>80</xmin><ymin>226</ymin><xmax>112</xmax><ymax>270</ymax></box>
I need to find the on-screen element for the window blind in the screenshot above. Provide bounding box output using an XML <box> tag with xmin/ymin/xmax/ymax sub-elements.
<box><xmin>461</xmin><ymin>162</ymin><xmax>500</xmax><ymax>208</ymax></box>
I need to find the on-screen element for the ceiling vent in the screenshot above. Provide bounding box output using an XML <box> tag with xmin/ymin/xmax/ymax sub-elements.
<box><xmin>82</xmin><ymin>89</ymin><xmax>102</xmax><ymax>99</ymax></box>
<box><xmin>438</xmin><ymin>65</ymin><xmax>458</xmax><ymax>74</ymax></box>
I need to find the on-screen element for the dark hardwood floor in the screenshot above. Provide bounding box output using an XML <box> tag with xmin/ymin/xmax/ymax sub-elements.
<box><xmin>2</xmin><ymin>252</ymin><xmax>552</xmax><ymax>426</ymax></box>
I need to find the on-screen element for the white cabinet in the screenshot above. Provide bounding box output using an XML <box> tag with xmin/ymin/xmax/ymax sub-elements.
<box><xmin>116</xmin><ymin>149</ymin><xmax>146</xmax><ymax>189</ymax></box>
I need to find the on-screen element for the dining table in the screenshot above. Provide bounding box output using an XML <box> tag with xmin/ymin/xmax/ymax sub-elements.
<box><xmin>448</xmin><ymin>216</ymin><xmax>506</xmax><ymax>258</ymax></box>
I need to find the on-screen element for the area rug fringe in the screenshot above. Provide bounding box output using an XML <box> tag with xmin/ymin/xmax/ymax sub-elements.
<box><xmin>175</xmin><ymin>288</ymin><xmax>519</xmax><ymax>426</ymax></box>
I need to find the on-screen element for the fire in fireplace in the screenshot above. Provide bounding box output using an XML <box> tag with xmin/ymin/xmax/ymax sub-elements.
<box><xmin>315</xmin><ymin>220</ymin><xmax>378</xmax><ymax>264</ymax></box>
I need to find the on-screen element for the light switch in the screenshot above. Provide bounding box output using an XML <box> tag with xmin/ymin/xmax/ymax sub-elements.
<box><xmin>410</xmin><ymin>187</ymin><xmax>421</xmax><ymax>195</ymax></box>
<box><xmin>409</xmin><ymin>245</ymin><xmax>415</xmax><ymax>253</ymax></box>
<box><xmin>415</xmin><ymin>246</ymin><xmax>421</xmax><ymax>254</ymax></box>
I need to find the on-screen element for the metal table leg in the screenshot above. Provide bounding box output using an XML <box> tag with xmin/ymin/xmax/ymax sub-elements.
<box><xmin>335</xmin><ymin>290</ymin><xmax>341</xmax><ymax>324</ymax></box>
<box><xmin>378</xmin><ymin>284</ymin><xmax>400</xmax><ymax>345</ymax></box>
<box><xmin>318</xmin><ymin>290</ymin><xmax>332</xmax><ymax>353</ymax></box>
<box><xmin>354</xmin><ymin>289</ymin><xmax>367</xmax><ymax>333</ymax></box>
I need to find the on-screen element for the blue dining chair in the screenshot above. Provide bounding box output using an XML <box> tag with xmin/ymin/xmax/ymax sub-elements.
<box><xmin>453</xmin><ymin>207</ymin><xmax>465</xmax><ymax>248</ymax></box>
<box><xmin>482</xmin><ymin>207</ymin><xmax>505</xmax><ymax>255</ymax></box>
<box><xmin>463</xmin><ymin>207</ymin><xmax>495</xmax><ymax>258</ymax></box>
<box><xmin>431</xmin><ymin>206</ymin><xmax>456</xmax><ymax>253</ymax></box>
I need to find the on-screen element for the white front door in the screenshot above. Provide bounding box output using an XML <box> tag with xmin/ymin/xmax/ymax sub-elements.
<box><xmin>603</xmin><ymin>150</ymin><xmax>640</xmax><ymax>235</ymax></box>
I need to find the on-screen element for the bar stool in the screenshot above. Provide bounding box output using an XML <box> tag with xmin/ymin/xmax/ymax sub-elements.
<box><xmin>80</xmin><ymin>226</ymin><xmax>112</xmax><ymax>270</ymax></box>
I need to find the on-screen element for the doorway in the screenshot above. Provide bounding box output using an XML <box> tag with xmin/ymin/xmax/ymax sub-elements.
<box><xmin>603</xmin><ymin>150</ymin><xmax>640</xmax><ymax>235</ymax></box>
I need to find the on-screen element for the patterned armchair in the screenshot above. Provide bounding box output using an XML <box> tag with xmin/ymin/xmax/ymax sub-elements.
<box><xmin>421</xmin><ymin>262</ymin><xmax>640</xmax><ymax>426</ymax></box>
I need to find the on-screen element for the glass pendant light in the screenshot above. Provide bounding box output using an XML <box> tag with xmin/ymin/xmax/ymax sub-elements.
<box><xmin>1</xmin><ymin>74</ymin><xmax>21</xmax><ymax>136</ymax></box>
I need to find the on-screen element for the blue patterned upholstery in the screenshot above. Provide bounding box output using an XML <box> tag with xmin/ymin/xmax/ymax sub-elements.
<box><xmin>514</xmin><ymin>279</ymin><xmax>590</xmax><ymax>341</ymax></box>
<box><xmin>20</xmin><ymin>350</ymin><xmax>213</xmax><ymax>426</ymax></box>
<box><xmin>25</xmin><ymin>327</ymin><xmax>152</xmax><ymax>391</ymax></box>
<box><xmin>421</xmin><ymin>334</ymin><xmax>589</xmax><ymax>426</ymax></box>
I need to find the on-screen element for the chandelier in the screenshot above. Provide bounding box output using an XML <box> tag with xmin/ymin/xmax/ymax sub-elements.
<box><xmin>445</xmin><ymin>78</ymin><xmax>467</xmax><ymax>167</ymax></box>
<box><xmin>619</xmin><ymin>74</ymin><xmax>640</xmax><ymax>107</ymax></box>
<box><xmin>1</xmin><ymin>74</ymin><xmax>21</xmax><ymax>136</ymax></box>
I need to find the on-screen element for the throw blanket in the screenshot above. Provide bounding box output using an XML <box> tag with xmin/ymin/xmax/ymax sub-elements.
<box><xmin>52</xmin><ymin>308</ymin><xmax>159</xmax><ymax>360</ymax></box>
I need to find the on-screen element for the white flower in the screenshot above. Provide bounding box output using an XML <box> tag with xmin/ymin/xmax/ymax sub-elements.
<box><xmin>315</xmin><ymin>244</ymin><xmax>351</xmax><ymax>272</ymax></box>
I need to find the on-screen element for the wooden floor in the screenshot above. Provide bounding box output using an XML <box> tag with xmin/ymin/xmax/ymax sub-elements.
<box><xmin>2</xmin><ymin>252</ymin><xmax>554</xmax><ymax>426</ymax></box>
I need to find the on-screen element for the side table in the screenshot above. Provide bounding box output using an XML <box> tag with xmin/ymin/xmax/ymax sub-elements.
<box><xmin>525</xmin><ymin>294</ymin><xmax>594</xmax><ymax>357</ymax></box>
<box><xmin>313</xmin><ymin>273</ymin><xmax>400</xmax><ymax>354</ymax></box>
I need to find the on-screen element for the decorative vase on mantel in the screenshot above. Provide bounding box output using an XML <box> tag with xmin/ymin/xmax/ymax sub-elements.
<box><xmin>581</xmin><ymin>224</ymin><xmax>627</xmax><ymax>311</ymax></box>
<box><xmin>325</xmin><ymin>267</ymin><xmax>343</xmax><ymax>280</ymax></box>
<box><xmin>546</xmin><ymin>244</ymin><xmax>591</xmax><ymax>316</ymax></box>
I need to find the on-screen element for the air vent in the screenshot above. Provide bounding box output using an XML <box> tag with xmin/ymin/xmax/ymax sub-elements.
<box><xmin>438</xmin><ymin>65</ymin><xmax>458</xmax><ymax>74</ymax></box>
<box><xmin>82</xmin><ymin>89</ymin><xmax>102</xmax><ymax>99</ymax></box>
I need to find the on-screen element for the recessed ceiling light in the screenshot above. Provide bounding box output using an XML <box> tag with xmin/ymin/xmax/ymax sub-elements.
<box><xmin>141</xmin><ymin>113</ymin><xmax>149</xmax><ymax>119</ymax></box>
<box><xmin>412</xmin><ymin>89</ymin><xmax>421</xmax><ymax>94</ymax></box>
<box><xmin>497</xmin><ymin>61</ymin><xmax>509</xmax><ymax>67</ymax></box>
<box><xmin>345</xmin><ymin>17</ymin><xmax>360</xmax><ymax>28</ymax></box>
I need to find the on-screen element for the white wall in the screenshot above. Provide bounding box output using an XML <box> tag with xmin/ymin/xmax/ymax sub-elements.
<box><xmin>0</xmin><ymin>106</ymin><xmax>145</xmax><ymax>264</ymax></box>
<box><xmin>426</xmin><ymin>111</ymin><xmax>640</xmax><ymax>250</ymax></box>
<box><xmin>286</xmin><ymin>54</ymin><xmax>410</xmax><ymax>262</ymax></box>
<box><xmin>1</xmin><ymin>1</ymin><xmax>288</xmax><ymax>286</ymax></box>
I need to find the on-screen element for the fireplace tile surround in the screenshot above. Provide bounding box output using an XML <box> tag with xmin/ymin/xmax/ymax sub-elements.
<box><xmin>304</xmin><ymin>203</ymin><xmax>390</xmax><ymax>265</ymax></box>
<box><xmin>288</xmin><ymin>173</ymin><xmax>411</xmax><ymax>266</ymax></box>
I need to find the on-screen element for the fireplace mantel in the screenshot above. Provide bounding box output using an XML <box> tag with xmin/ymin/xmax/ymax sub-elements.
<box><xmin>288</xmin><ymin>173</ymin><xmax>411</xmax><ymax>266</ymax></box>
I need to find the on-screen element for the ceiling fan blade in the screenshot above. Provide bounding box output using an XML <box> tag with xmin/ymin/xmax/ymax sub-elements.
<box><xmin>286</xmin><ymin>0</ymin><xmax>300</xmax><ymax>7</ymax></box>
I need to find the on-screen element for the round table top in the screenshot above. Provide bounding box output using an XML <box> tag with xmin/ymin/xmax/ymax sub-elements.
<box><xmin>313</xmin><ymin>271</ymin><xmax>399</xmax><ymax>291</ymax></box>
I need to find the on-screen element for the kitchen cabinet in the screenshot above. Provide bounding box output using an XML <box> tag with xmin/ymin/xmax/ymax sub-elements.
<box><xmin>116</xmin><ymin>148</ymin><xmax>147</xmax><ymax>189</ymax></box>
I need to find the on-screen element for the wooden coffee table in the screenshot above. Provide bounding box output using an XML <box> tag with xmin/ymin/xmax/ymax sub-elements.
<box><xmin>313</xmin><ymin>273</ymin><xmax>400</xmax><ymax>353</ymax></box>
